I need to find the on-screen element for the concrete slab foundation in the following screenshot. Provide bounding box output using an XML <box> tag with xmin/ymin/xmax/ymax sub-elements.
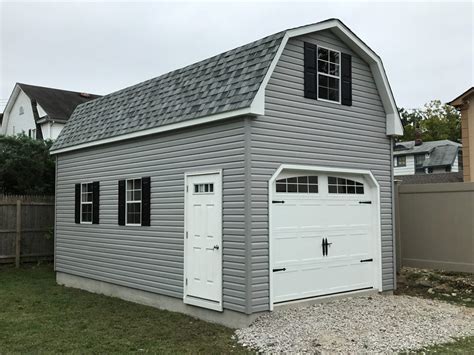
<box><xmin>56</xmin><ymin>272</ymin><xmax>259</xmax><ymax>329</ymax></box>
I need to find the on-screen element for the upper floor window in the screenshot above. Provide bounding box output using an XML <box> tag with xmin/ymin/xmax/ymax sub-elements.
<box><xmin>328</xmin><ymin>177</ymin><xmax>364</xmax><ymax>194</ymax></box>
<box><xmin>126</xmin><ymin>178</ymin><xmax>142</xmax><ymax>225</ymax></box>
<box><xmin>19</xmin><ymin>106</ymin><xmax>24</xmax><ymax>115</ymax></box>
<box><xmin>318</xmin><ymin>47</ymin><xmax>340</xmax><ymax>103</ymax></box>
<box><xmin>276</xmin><ymin>176</ymin><xmax>318</xmax><ymax>193</ymax></box>
<box><xmin>415</xmin><ymin>154</ymin><xmax>426</xmax><ymax>173</ymax></box>
<box><xmin>394</xmin><ymin>156</ymin><xmax>406</xmax><ymax>167</ymax></box>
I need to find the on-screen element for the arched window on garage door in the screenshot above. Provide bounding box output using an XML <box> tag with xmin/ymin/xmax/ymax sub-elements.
<box><xmin>328</xmin><ymin>176</ymin><xmax>364</xmax><ymax>194</ymax></box>
<box><xmin>275</xmin><ymin>176</ymin><xmax>318</xmax><ymax>193</ymax></box>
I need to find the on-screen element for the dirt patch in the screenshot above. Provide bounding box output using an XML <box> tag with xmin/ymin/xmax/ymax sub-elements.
<box><xmin>396</xmin><ymin>267</ymin><xmax>473</xmax><ymax>307</ymax></box>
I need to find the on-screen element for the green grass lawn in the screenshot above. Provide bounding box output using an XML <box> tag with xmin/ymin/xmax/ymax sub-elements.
<box><xmin>0</xmin><ymin>264</ymin><xmax>471</xmax><ymax>354</ymax></box>
<box><xmin>0</xmin><ymin>264</ymin><xmax>249</xmax><ymax>353</ymax></box>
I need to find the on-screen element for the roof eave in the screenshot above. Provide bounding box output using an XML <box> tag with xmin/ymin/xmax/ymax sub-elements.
<box><xmin>50</xmin><ymin>106</ymin><xmax>259</xmax><ymax>155</ymax></box>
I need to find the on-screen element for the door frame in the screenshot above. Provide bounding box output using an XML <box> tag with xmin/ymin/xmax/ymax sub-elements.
<box><xmin>183</xmin><ymin>169</ymin><xmax>223</xmax><ymax>311</ymax></box>
<box><xmin>268</xmin><ymin>164</ymin><xmax>383</xmax><ymax>310</ymax></box>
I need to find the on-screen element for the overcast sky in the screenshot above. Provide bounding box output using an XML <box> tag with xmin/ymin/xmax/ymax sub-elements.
<box><xmin>0</xmin><ymin>1</ymin><xmax>472</xmax><ymax>111</ymax></box>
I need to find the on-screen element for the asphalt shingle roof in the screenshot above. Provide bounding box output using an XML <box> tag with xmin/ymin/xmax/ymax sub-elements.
<box><xmin>52</xmin><ymin>31</ymin><xmax>285</xmax><ymax>150</ymax></box>
<box><xmin>18</xmin><ymin>83</ymin><xmax>101</xmax><ymax>122</ymax></box>
<box><xmin>422</xmin><ymin>144</ymin><xmax>459</xmax><ymax>168</ymax></box>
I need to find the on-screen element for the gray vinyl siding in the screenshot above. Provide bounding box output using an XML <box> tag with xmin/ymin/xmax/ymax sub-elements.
<box><xmin>248</xmin><ymin>30</ymin><xmax>394</xmax><ymax>312</ymax></box>
<box><xmin>55</xmin><ymin>118</ymin><xmax>250</xmax><ymax>313</ymax></box>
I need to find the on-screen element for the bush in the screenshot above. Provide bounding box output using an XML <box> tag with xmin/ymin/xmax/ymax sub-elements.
<box><xmin>0</xmin><ymin>135</ymin><xmax>55</xmax><ymax>195</ymax></box>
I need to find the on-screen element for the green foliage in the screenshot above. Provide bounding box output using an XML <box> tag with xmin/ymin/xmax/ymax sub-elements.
<box><xmin>398</xmin><ymin>100</ymin><xmax>461</xmax><ymax>142</ymax></box>
<box><xmin>0</xmin><ymin>134</ymin><xmax>55</xmax><ymax>195</ymax></box>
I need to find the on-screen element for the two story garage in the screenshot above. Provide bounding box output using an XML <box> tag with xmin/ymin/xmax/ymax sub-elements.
<box><xmin>50</xmin><ymin>18</ymin><xmax>403</xmax><ymax>327</ymax></box>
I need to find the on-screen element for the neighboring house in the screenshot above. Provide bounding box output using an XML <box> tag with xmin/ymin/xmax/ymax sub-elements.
<box><xmin>50</xmin><ymin>19</ymin><xmax>403</xmax><ymax>327</ymax></box>
<box><xmin>0</xmin><ymin>83</ymin><xmax>100</xmax><ymax>140</ymax></box>
<box><xmin>449</xmin><ymin>87</ymin><xmax>474</xmax><ymax>182</ymax></box>
<box><xmin>393</xmin><ymin>140</ymin><xmax>461</xmax><ymax>176</ymax></box>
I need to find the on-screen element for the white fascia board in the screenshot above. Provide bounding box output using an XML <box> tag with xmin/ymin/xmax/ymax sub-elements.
<box><xmin>253</xmin><ymin>19</ymin><xmax>404</xmax><ymax>137</ymax></box>
<box><xmin>50</xmin><ymin>106</ymin><xmax>257</xmax><ymax>155</ymax></box>
<box><xmin>1</xmin><ymin>84</ymin><xmax>22</xmax><ymax>134</ymax></box>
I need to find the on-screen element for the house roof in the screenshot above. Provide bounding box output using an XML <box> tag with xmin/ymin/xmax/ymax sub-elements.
<box><xmin>51</xmin><ymin>19</ymin><xmax>403</xmax><ymax>154</ymax></box>
<box><xmin>448</xmin><ymin>86</ymin><xmax>474</xmax><ymax>107</ymax></box>
<box><xmin>422</xmin><ymin>144</ymin><xmax>459</xmax><ymax>168</ymax></box>
<box><xmin>394</xmin><ymin>140</ymin><xmax>461</xmax><ymax>156</ymax></box>
<box><xmin>396</xmin><ymin>172</ymin><xmax>463</xmax><ymax>184</ymax></box>
<box><xmin>17</xmin><ymin>83</ymin><xmax>101</xmax><ymax>122</ymax></box>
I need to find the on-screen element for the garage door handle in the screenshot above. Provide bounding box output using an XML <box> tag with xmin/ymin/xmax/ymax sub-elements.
<box><xmin>359</xmin><ymin>201</ymin><xmax>372</xmax><ymax>204</ymax></box>
<box><xmin>272</xmin><ymin>268</ymin><xmax>286</xmax><ymax>272</ymax></box>
<box><xmin>360</xmin><ymin>258</ymin><xmax>373</xmax><ymax>262</ymax></box>
<box><xmin>272</xmin><ymin>200</ymin><xmax>285</xmax><ymax>204</ymax></box>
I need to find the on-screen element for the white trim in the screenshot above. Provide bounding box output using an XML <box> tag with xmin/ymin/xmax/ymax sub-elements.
<box><xmin>316</xmin><ymin>45</ymin><xmax>342</xmax><ymax>104</ymax></box>
<box><xmin>125</xmin><ymin>178</ymin><xmax>142</xmax><ymax>226</ymax></box>
<box><xmin>183</xmin><ymin>169</ymin><xmax>223</xmax><ymax>312</ymax></box>
<box><xmin>80</xmin><ymin>182</ymin><xmax>93</xmax><ymax>224</ymax></box>
<box><xmin>268</xmin><ymin>164</ymin><xmax>383</xmax><ymax>311</ymax></box>
<box><xmin>50</xmin><ymin>107</ymin><xmax>258</xmax><ymax>155</ymax></box>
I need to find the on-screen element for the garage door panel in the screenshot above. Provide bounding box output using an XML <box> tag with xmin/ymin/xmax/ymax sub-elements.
<box><xmin>274</xmin><ymin>233</ymin><xmax>324</xmax><ymax>265</ymax></box>
<box><xmin>272</xmin><ymin>171</ymin><xmax>377</xmax><ymax>304</ymax></box>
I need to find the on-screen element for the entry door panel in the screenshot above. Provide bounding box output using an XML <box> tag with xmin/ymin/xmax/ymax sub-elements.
<box><xmin>272</xmin><ymin>173</ymin><xmax>376</xmax><ymax>303</ymax></box>
<box><xmin>185</xmin><ymin>172</ymin><xmax>222</xmax><ymax>311</ymax></box>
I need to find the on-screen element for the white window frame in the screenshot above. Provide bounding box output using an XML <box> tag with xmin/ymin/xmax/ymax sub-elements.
<box><xmin>317</xmin><ymin>45</ymin><xmax>342</xmax><ymax>105</ymax></box>
<box><xmin>80</xmin><ymin>182</ymin><xmax>93</xmax><ymax>224</ymax></box>
<box><xmin>125</xmin><ymin>178</ymin><xmax>142</xmax><ymax>226</ymax></box>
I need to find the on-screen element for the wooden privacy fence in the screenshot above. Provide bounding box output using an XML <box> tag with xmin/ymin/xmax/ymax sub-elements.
<box><xmin>0</xmin><ymin>195</ymin><xmax>54</xmax><ymax>266</ymax></box>
<box><xmin>395</xmin><ymin>182</ymin><xmax>474</xmax><ymax>273</ymax></box>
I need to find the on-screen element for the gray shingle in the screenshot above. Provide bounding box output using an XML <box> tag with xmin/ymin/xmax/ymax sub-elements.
<box><xmin>393</xmin><ymin>140</ymin><xmax>461</xmax><ymax>156</ymax></box>
<box><xmin>52</xmin><ymin>31</ymin><xmax>285</xmax><ymax>150</ymax></box>
<box><xmin>422</xmin><ymin>145</ymin><xmax>459</xmax><ymax>168</ymax></box>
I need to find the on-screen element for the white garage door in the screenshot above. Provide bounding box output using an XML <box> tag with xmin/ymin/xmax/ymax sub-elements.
<box><xmin>271</xmin><ymin>171</ymin><xmax>378</xmax><ymax>304</ymax></box>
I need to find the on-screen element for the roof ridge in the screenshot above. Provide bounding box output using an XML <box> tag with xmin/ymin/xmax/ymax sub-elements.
<box><xmin>17</xmin><ymin>82</ymin><xmax>100</xmax><ymax>97</ymax></box>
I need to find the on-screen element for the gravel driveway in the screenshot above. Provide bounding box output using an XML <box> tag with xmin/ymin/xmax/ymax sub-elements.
<box><xmin>235</xmin><ymin>295</ymin><xmax>473</xmax><ymax>353</ymax></box>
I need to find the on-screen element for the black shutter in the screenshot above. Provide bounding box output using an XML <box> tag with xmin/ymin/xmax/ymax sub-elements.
<box><xmin>92</xmin><ymin>181</ymin><xmax>100</xmax><ymax>224</ymax></box>
<box><xmin>341</xmin><ymin>53</ymin><xmax>352</xmax><ymax>106</ymax></box>
<box><xmin>304</xmin><ymin>42</ymin><xmax>317</xmax><ymax>99</ymax></box>
<box><xmin>75</xmin><ymin>184</ymin><xmax>80</xmax><ymax>224</ymax></box>
<box><xmin>141</xmin><ymin>177</ymin><xmax>151</xmax><ymax>226</ymax></box>
<box><xmin>118</xmin><ymin>180</ymin><xmax>126</xmax><ymax>226</ymax></box>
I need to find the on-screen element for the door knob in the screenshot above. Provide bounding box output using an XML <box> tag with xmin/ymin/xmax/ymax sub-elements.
<box><xmin>213</xmin><ymin>245</ymin><xmax>219</xmax><ymax>250</ymax></box>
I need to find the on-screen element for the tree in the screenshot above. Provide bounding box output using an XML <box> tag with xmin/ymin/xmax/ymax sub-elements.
<box><xmin>0</xmin><ymin>135</ymin><xmax>55</xmax><ymax>195</ymax></box>
<box><xmin>398</xmin><ymin>100</ymin><xmax>461</xmax><ymax>142</ymax></box>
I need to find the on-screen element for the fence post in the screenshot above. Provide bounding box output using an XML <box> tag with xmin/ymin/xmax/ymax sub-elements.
<box><xmin>15</xmin><ymin>199</ymin><xmax>21</xmax><ymax>268</ymax></box>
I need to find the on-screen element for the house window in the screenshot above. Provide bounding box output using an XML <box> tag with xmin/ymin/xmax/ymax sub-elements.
<box><xmin>275</xmin><ymin>176</ymin><xmax>318</xmax><ymax>193</ymax></box>
<box><xmin>194</xmin><ymin>183</ymin><xmax>214</xmax><ymax>194</ymax></box>
<box><xmin>415</xmin><ymin>154</ymin><xmax>426</xmax><ymax>173</ymax></box>
<box><xmin>19</xmin><ymin>106</ymin><xmax>24</xmax><ymax>115</ymax></box>
<box><xmin>126</xmin><ymin>178</ymin><xmax>142</xmax><ymax>225</ymax></box>
<box><xmin>317</xmin><ymin>47</ymin><xmax>340</xmax><ymax>102</ymax></box>
<box><xmin>328</xmin><ymin>177</ymin><xmax>364</xmax><ymax>194</ymax></box>
<box><xmin>394</xmin><ymin>156</ymin><xmax>406</xmax><ymax>167</ymax></box>
<box><xmin>80</xmin><ymin>183</ymin><xmax>93</xmax><ymax>223</ymax></box>
<box><xmin>445</xmin><ymin>166</ymin><xmax>452</xmax><ymax>172</ymax></box>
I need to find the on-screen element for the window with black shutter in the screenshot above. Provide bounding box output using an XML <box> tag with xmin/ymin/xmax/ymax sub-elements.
<box><xmin>304</xmin><ymin>42</ymin><xmax>352</xmax><ymax>106</ymax></box>
<box><xmin>75</xmin><ymin>182</ymin><xmax>100</xmax><ymax>224</ymax></box>
<box><xmin>119</xmin><ymin>177</ymin><xmax>151</xmax><ymax>226</ymax></box>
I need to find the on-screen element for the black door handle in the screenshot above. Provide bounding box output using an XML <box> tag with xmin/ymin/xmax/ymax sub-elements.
<box><xmin>322</xmin><ymin>238</ymin><xmax>332</xmax><ymax>256</ymax></box>
<box><xmin>272</xmin><ymin>268</ymin><xmax>286</xmax><ymax>272</ymax></box>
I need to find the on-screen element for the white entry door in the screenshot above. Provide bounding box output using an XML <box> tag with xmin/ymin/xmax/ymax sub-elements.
<box><xmin>184</xmin><ymin>171</ymin><xmax>222</xmax><ymax>311</ymax></box>
<box><xmin>271</xmin><ymin>172</ymin><xmax>378</xmax><ymax>304</ymax></box>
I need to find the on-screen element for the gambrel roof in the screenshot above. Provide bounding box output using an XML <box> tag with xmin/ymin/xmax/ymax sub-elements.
<box><xmin>51</xmin><ymin>19</ymin><xmax>403</xmax><ymax>154</ymax></box>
